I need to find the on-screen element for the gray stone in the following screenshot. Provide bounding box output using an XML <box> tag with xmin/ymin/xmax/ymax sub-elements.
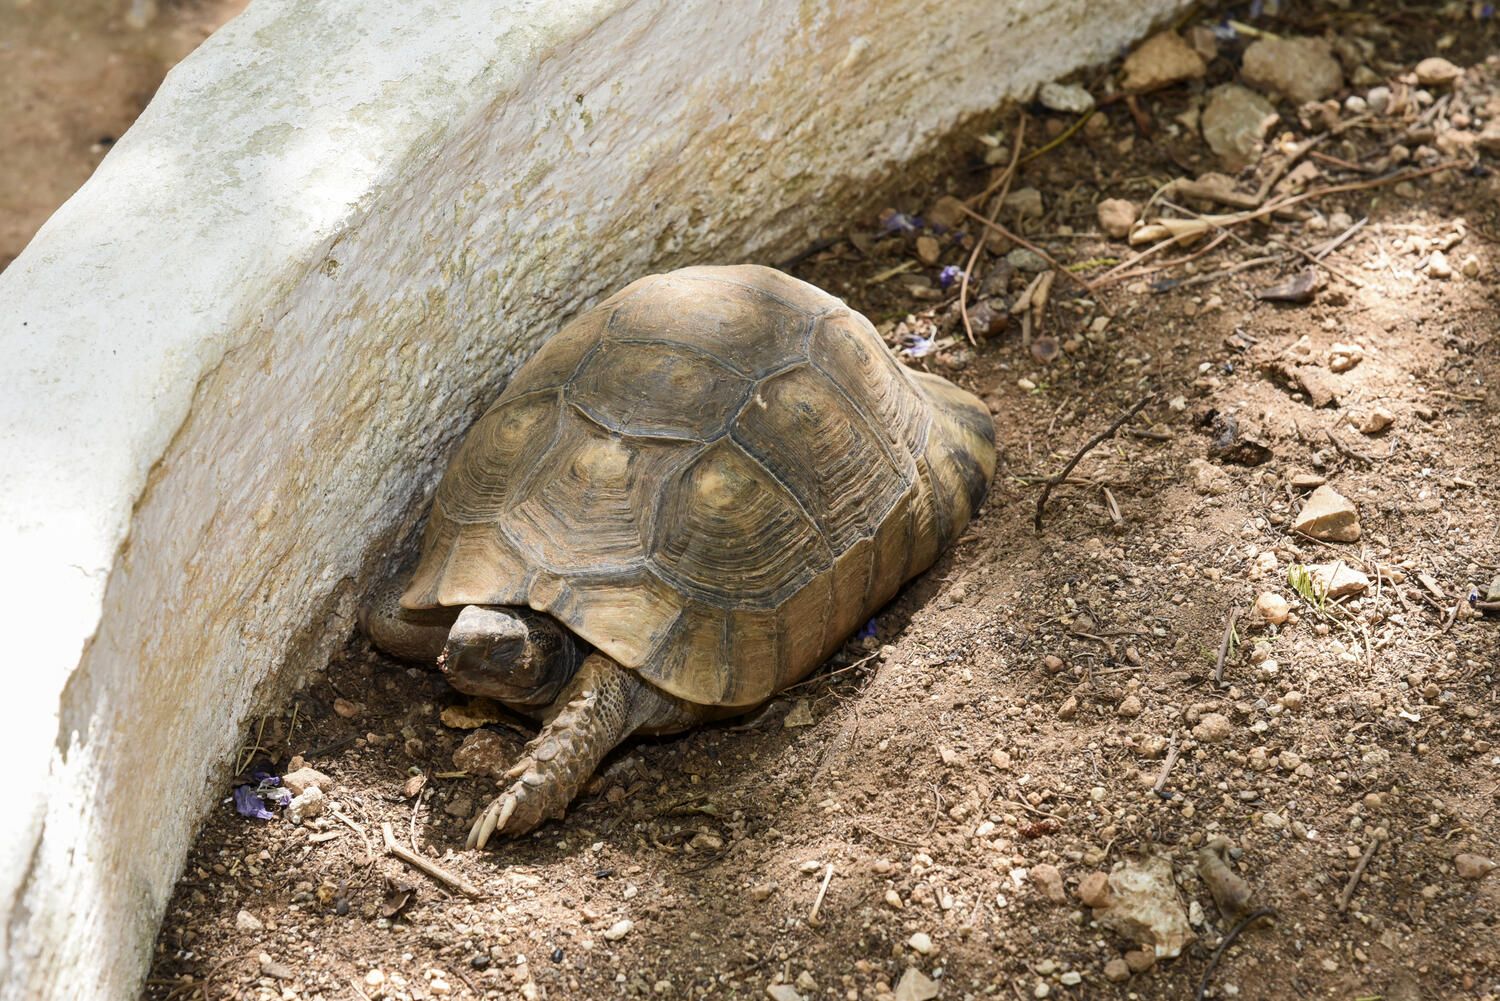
<box><xmin>1039</xmin><ymin>81</ymin><xmax>1096</xmax><ymax>114</ymax></box>
<box><xmin>1242</xmin><ymin>36</ymin><xmax>1344</xmax><ymax>104</ymax></box>
<box><xmin>1201</xmin><ymin>85</ymin><xmax>1279</xmax><ymax>170</ymax></box>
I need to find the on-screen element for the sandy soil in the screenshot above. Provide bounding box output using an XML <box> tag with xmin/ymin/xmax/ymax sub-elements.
<box><xmin>107</xmin><ymin>3</ymin><xmax>1500</xmax><ymax>1000</ymax></box>
<box><xmin>0</xmin><ymin>0</ymin><xmax>245</xmax><ymax>272</ymax></box>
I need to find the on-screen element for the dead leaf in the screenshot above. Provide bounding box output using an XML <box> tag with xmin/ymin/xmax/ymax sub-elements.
<box><xmin>380</xmin><ymin>876</ymin><xmax>417</xmax><ymax>918</ymax></box>
<box><xmin>1255</xmin><ymin>268</ymin><xmax>1319</xmax><ymax>304</ymax></box>
<box><xmin>440</xmin><ymin>697</ymin><xmax>506</xmax><ymax>729</ymax></box>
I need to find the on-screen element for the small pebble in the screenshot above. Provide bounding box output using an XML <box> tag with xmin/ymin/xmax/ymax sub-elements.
<box><xmin>1192</xmin><ymin>713</ymin><xmax>1233</xmax><ymax>743</ymax></box>
<box><xmin>603</xmin><ymin>919</ymin><xmax>634</xmax><ymax>941</ymax></box>
<box><xmin>1103</xmin><ymin>958</ymin><xmax>1130</xmax><ymax>983</ymax></box>
<box><xmin>1414</xmin><ymin>56</ymin><xmax>1462</xmax><ymax>87</ymax></box>
<box><xmin>235</xmin><ymin>909</ymin><xmax>264</xmax><ymax>932</ymax></box>
<box><xmin>1077</xmin><ymin>871</ymin><xmax>1111</xmax><ymax>908</ymax></box>
<box><xmin>908</xmin><ymin>931</ymin><xmax>934</xmax><ymax>954</ymax></box>
<box><xmin>1455</xmin><ymin>854</ymin><xmax>1495</xmax><ymax>880</ymax></box>
<box><xmin>1253</xmin><ymin>592</ymin><xmax>1290</xmax><ymax>626</ymax></box>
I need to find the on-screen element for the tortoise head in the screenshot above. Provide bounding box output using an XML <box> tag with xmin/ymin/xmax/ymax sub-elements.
<box><xmin>440</xmin><ymin>605</ymin><xmax>583</xmax><ymax>711</ymax></box>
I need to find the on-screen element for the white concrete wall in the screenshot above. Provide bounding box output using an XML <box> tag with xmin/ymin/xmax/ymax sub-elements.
<box><xmin>0</xmin><ymin>0</ymin><xmax>1185</xmax><ymax>996</ymax></box>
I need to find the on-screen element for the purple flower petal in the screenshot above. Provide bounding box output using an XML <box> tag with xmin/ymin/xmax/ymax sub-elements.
<box><xmin>938</xmin><ymin>265</ymin><xmax>963</xmax><ymax>289</ymax></box>
<box><xmin>234</xmin><ymin>785</ymin><xmax>276</xmax><ymax>820</ymax></box>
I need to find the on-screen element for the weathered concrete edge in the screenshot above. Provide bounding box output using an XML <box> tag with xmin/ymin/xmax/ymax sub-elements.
<box><xmin>0</xmin><ymin>1</ymin><xmax>1187</xmax><ymax>996</ymax></box>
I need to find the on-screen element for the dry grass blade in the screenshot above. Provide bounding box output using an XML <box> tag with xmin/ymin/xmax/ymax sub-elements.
<box><xmin>959</xmin><ymin>115</ymin><xmax>1027</xmax><ymax>344</ymax></box>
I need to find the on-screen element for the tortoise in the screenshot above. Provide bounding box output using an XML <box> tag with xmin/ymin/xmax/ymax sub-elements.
<box><xmin>364</xmin><ymin>264</ymin><xmax>996</xmax><ymax>848</ymax></box>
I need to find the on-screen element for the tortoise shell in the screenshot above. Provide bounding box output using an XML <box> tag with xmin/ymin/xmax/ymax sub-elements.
<box><xmin>402</xmin><ymin>265</ymin><xmax>996</xmax><ymax>708</ymax></box>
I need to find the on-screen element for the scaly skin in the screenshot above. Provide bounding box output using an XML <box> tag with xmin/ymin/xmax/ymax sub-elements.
<box><xmin>467</xmin><ymin>653</ymin><xmax>698</xmax><ymax>848</ymax></box>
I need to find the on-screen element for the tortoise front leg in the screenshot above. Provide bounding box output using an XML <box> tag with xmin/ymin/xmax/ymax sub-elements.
<box><xmin>468</xmin><ymin>654</ymin><xmax>689</xmax><ymax>847</ymax></box>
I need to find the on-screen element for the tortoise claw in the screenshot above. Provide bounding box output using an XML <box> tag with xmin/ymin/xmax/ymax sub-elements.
<box><xmin>467</xmin><ymin>791</ymin><xmax>523</xmax><ymax>849</ymax></box>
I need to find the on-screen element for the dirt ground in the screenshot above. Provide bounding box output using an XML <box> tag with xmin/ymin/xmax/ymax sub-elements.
<box><xmin>0</xmin><ymin>0</ymin><xmax>246</xmax><ymax>272</ymax></box>
<box><xmin>101</xmin><ymin>3</ymin><xmax>1500</xmax><ymax>1000</ymax></box>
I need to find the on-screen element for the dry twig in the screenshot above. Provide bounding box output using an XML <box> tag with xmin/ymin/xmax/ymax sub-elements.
<box><xmin>957</xmin><ymin>203</ymin><xmax>1098</xmax><ymax>295</ymax></box>
<box><xmin>1338</xmin><ymin>835</ymin><xmax>1382</xmax><ymax>913</ymax></box>
<box><xmin>1034</xmin><ymin>395</ymin><xmax>1154</xmax><ymax>531</ymax></box>
<box><xmin>959</xmin><ymin>116</ymin><xmax>1026</xmax><ymax>343</ymax></box>
<box><xmin>1194</xmin><ymin>908</ymin><xmax>1278</xmax><ymax>1001</ymax></box>
<box><xmin>809</xmin><ymin>863</ymin><xmax>835</xmax><ymax>925</ymax></box>
<box><xmin>1152</xmin><ymin>732</ymin><xmax>1182</xmax><ymax>794</ymax></box>
<box><xmin>1213</xmin><ymin>607</ymin><xmax>1241</xmax><ymax>687</ymax></box>
<box><xmin>380</xmin><ymin>822</ymin><xmax>483</xmax><ymax>898</ymax></box>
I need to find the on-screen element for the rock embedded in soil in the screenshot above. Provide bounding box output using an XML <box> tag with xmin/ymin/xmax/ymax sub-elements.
<box><xmin>1293</xmin><ymin>485</ymin><xmax>1361</xmax><ymax>542</ymax></box>
<box><xmin>1187</xmin><ymin>458</ymin><xmax>1232</xmax><ymax>496</ymax></box>
<box><xmin>1252</xmin><ymin>592</ymin><xmax>1291</xmax><ymax>627</ymax></box>
<box><xmin>908</xmin><ymin>931</ymin><xmax>934</xmax><ymax>954</ymax></box>
<box><xmin>1191</xmin><ymin>713</ymin><xmax>1232</xmax><ymax>743</ymax></box>
<box><xmin>1032</xmin><ymin>863</ymin><xmax>1067</xmax><ymax>903</ymax></box>
<box><xmin>1328</xmin><ymin>342</ymin><xmax>1365</xmax><ymax>372</ymax></box>
<box><xmin>1103</xmin><ymin>958</ymin><xmax>1130</xmax><ymax>983</ymax></box>
<box><xmin>1096</xmin><ymin>198</ymin><xmax>1138</xmax><ymax>239</ymax></box>
<box><xmin>1004</xmin><ymin>187</ymin><xmax>1044</xmax><ymax>218</ymax></box>
<box><xmin>915</xmin><ymin>235</ymin><xmax>941</xmax><ymax>266</ymax></box>
<box><xmin>925</xmin><ymin>195</ymin><xmax>966</xmax><ymax>230</ymax></box>
<box><xmin>895</xmin><ymin>967</ymin><xmax>939</xmax><ymax>1001</ymax></box>
<box><xmin>1358</xmin><ymin>406</ymin><xmax>1395</xmax><ymax>434</ymax></box>
<box><xmin>235</xmin><ymin>908</ymin><xmax>264</xmax><ymax>932</ymax></box>
<box><xmin>1039</xmin><ymin>81</ymin><xmax>1095</xmax><ymax>114</ymax></box>
<box><xmin>1092</xmin><ymin>856</ymin><xmax>1195</xmax><ymax>958</ymax></box>
<box><xmin>1124</xmin><ymin>949</ymin><xmax>1156</xmax><ymax>973</ymax></box>
<box><xmin>1455</xmin><ymin>854</ymin><xmax>1495</xmax><ymax>880</ymax></box>
<box><xmin>1007</xmin><ymin>248</ymin><xmax>1050</xmax><ymax>273</ymax></box>
<box><xmin>1077</xmin><ymin>871</ymin><xmax>1111</xmax><ymax>908</ymax></box>
<box><xmin>1306</xmin><ymin>562</ymin><xmax>1370</xmax><ymax>598</ymax></box>
<box><xmin>1414</xmin><ymin>57</ymin><xmax>1463</xmax><ymax>87</ymax></box>
<box><xmin>1201</xmin><ymin>84</ymin><xmax>1279</xmax><ymax>170</ymax></box>
<box><xmin>1291</xmin><ymin>472</ymin><xmax>1326</xmax><ymax>489</ymax></box>
<box><xmin>603</xmin><ymin>918</ymin><xmax>634</xmax><ymax>941</ymax></box>
<box><xmin>1121</xmin><ymin>32</ymin><xmax>1206</xmax><ymax>92</ymax></box>
<box><xmin>1292</xmin><ymin>364</ymin><xmax>1342</xmax><ymax>407</ymax></box>
<box><xmin>766</xmin><ymin>985</ymin><xmax>803</xmax><ymax>1001</ymax></box>
<box><xmin>281</xmin><ymin>766</ymin><xmax>334</xmax><ymax>796</ymax></box>
<box><xmin>1241</xmin><ymin>36</ymin><xmax>1343</xmax><ymax>103</ymax></box>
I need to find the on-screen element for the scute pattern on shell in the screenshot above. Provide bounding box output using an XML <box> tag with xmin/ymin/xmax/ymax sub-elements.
<box><xmin>403</xmin><ymin>265</ymin><xmax>996</xmax><ymax>707</ymax></box>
